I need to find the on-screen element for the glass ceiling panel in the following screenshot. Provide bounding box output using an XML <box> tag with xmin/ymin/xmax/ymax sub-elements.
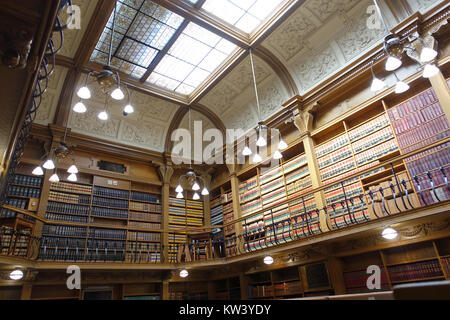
<box><xmin>146</xmin><ymin>22</ymin><xmax>237</xmax><ymax>96</ymax></box>
<box><xmin>90</xmin><ymin>0</ymin><xmax>184</xmax><ymax>78</ymax></box>
<box><xmin>201</xmin><ymin>0</ymin><xmax>285</xmax><ymax>33</ymax></box>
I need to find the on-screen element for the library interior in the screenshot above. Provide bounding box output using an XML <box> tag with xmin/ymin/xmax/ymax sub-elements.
<box><xmin>1</xmin><ymin>0</ymin><xmax>450</xmax><ymax>301</ymax></box>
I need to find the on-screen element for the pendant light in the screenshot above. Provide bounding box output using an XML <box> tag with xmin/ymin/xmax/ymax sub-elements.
<box><xmin>42</xmin><ymin>159</ymin><xmax>56</xmax><ymax>170</ymax></box>
<box><xmin>423</xmin><ymin>64</ymin><xmax>440</xmax><ymax>78</ymax></box>
<box><xmin>382</xmin><ymin>227</ymin><xmax>398</xmax><ymax>240</ymax></box>
<box><xmin>32</xmin><ymin>166</ymin><xmax>44</xmax><ymax>176</ymax></box>
<box><xmin>394</xmin><ymin>73</ymin><xmax>410</xmax><ymax>94</ymax></box>
<box><xmin>73</xmin><ymin>101</ymin><xmax>87</xmax><ymax>114</ymax></box>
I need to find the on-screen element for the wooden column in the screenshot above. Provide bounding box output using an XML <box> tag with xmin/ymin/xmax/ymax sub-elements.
<box><xmin>20</xmin><ymin>284</ymin><xmax>32</xmax><ymax>300</ymax></box>
<box><xmin>239</xmin><ymin>273</ymin><xmax>249</xmax><ymax>300</ymax></box>
<box><xmin>429</xmin><ymin>70</ymin><xmax>450</xmax><ymax>124</ymax></box>
<box><xmin>294</xmin><ymin>110</ymin><xmax>329</xmax><ymax>232</ymax></box>
<box><xmin>162</xmin><ymin>279</ymin><xmax>170</xmax><ymax>300</ymax></box>
<box><xmin>202</xmin><ymin>174</ymin><xmax>212</xmax><ymax>229</ymax></box>
<box><xmin>159</xmin><ymin>163</ymin><xmax>174</xmax><ymax>263</ymax></box>
<box><xmin>327</xmin><ymin>256</ymin><xmax>346</xmax><ymax>295</ymax></box>
<box><xmin>228</xmin><ymin>164</ymin><xmax>244</xmax><ymax>252</ymax></box>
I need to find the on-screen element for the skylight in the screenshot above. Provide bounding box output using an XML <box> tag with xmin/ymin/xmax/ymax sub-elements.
<box><xmin>90</xmin><ymin>0</ymin><xmax>184</xmax><ymax>78</ymax></box>
<box><xmin>146</xmin><ymin>22</ymin><xmax>237</xmax><ymax>95</ymax></box>
<box><xmin>201</xmin><ymin>0</ymin><xmax>285</xmax><ymax>33</ymax></box>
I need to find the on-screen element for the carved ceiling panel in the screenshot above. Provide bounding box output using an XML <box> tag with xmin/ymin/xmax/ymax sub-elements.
<box><xmin>68</xmin><ymin>77</ymin><xmax>180</xmax><ymax>152</ymax></box>
<box><xmin>406</xmin><ymin>0</ymin><xmax>445</xmax><ymax>14</ymax></box>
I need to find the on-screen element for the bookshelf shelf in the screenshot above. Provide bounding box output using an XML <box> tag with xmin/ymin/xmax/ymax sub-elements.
<box><xmin>11</xmin><ymin>184</ymin><xmax>41</xmax><ymax>189</ymax></box>
<box><xmin>390</xmin><ymin>276</ymin><xmax>445</xmax><ymax>284</ymax></box>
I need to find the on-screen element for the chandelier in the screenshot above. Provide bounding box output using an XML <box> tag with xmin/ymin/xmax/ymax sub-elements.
<box><xmin>370</xmin><ymin>0</ymin><xmax>440</xmax><ymax>93</ymax></box>
<box><xmin>72</xmin><ymin>0</ymin><xmax>134</xmax><ymax>119</ymax></box>
<box><xmin>175</xmin><ymin>107</ymin><xmax>209</xmax><ymax>200</ymax></box>
<box><xmin>241</xmin><ymin>49</ymin><xmax>287</xmax><ymax>163</ymax></box>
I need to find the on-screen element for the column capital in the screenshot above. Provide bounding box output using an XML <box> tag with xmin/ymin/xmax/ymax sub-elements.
<box><xmin>158</xmin><ymin>163</ymin><xmax>174</xmax><ymax>185</ymax></box>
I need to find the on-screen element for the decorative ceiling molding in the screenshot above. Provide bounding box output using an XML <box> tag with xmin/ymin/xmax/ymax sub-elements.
<box><xmin>52</xmin><ymin>69</ymin><xmax>80</xmax><ymax>127</ymax></box>
<box><xmin>164</xmin><ymin>106</ymin><xmax>188</xmax><ymax>153</ymax></box>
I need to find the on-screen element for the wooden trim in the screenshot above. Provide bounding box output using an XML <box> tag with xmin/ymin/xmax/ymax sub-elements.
<box><xmin>52</xmin><ymin>69</ymin><xmax>80</xmax><ymax>126</ymax></box>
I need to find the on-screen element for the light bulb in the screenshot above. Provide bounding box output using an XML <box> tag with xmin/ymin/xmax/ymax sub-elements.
<box><xmin>111</xmin><ymin>88</ymin><xmax>125</xmax><ymax>100</ymax></box>
<box><xmin>43</xmin><ymin>159</ymin><xmax>55</xmax><ymax>170</ymax></box>
<box><xmin>32</xmin><ymin>166</ymin><xmax>44</xmax><ymax>176</ymax></box>
<box><xmin>371</xmin><ymin>77</ymin><xmax>387</xmax><ymax>92</ymax></box>
<box><xmin>264</xmin><ymin>256</ymin><xmax>274</xmax><ymax>265</ymax></box>
<box><xmin>201</xmin><ymin>188</ymin><xmax>209</xmax><ymax>196</ymax></box>
<box><xmin>420</xmin><ymin>47</ymin><xmax>438</xmax><ymax>63</ymax></box>
<box><xmin>382</xmin><ymin>227</ymin><xmax>398</xmax><ymax>240</ymax></box>
<box><xmin>193</xmin><ymin>193</ymin><xmax>200</xmax><ymax>200</ymax></box>
<box><xmin>385</xmin><ymin>56</ymin><xmax>402</xmax><ymax>71</ymax></box>
<box><xmin>123</xmin><ymin>104</ymin><xmax>134</xmax><ymax>114</ymax></box>
<box><xmin>77</xmin><ymin>86</ymin><xmax>91</xmax><ymax>100</ymax></box>
<box><xmin>253</xmin><ymin>153</ymin><xmax>262</xmax><ymax>163</ymax></box>
<box><xmin>273</xmin><ymin>150</ymin><xmax>283</xmax><ymax>160</ymax></box>
<box><xmin>242</xmin><ymin>146</ymin><xmax>252</xmax><ymax>156</ymax></box>
<box><xmin>67</xmin><ymin>165</ymin><xmax>78</xmax><ymax>174</ymax></box>
<box><xmin>9</xmin><ymin>270</ymin><xmax>23</xmax><ymax>280</ymax></box>
<box><xmin>395</xmin><ymin>81</ymin><xmax>410</xmax><ymax>94</ymax></box>
<box><xmin>423</xmin><ymin>64</ymin><xmax>440</xmax><ymax>78</ymax></box>
<box><xmin>192</xmin><ymin>182</ymin><xmax>200</xmax><ymax>191</ymax></box>
<box><xmin>67</xmin><ymin>173</ymin><xmax>78</xmax><ymax>182</ymax></box>
<box><xmin>175</xmin><ymin>185</ymin><xmax>184</xmax><ymax>193</ymax></box>
<box><xmin>73</xmin><ymin>102</ymin><xmax>87</xmax><ymax>113</ymax></box>
<box><xmin>256</xmin><ymin>136</ymin><xmax>267</xmax><ymax>147</ymax></box>
<box><xmin>49</xmin><ymin>173</ymin><xmax>60</xmax><ymax>183</ymax></box>
<box><xmin>179</xmin><ymin>269</ymin><xmax>189</xmax><ymax>278</ymax></box>
<box><xmin>176</xmin><ymin>192</ymin><xmax>184</xmax><ymax>199</ymax></box>
<box><xmin>98</xmin><ymin>111</ymin><xmax>109</xmax><ymax>121</ymax></box>
<box><xmin>278</xmin><ymin>140</ymin><xmax>288</xmax><ymax>150</ymax></box>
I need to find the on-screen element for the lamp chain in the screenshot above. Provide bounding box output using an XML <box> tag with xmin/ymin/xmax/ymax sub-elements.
<box><xmin>249</xmin><ymin>49</ymin><xmax>261</xmax><ymax>122</ymax></box>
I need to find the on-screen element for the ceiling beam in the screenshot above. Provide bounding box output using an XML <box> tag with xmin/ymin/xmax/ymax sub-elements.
<box><xmin>151</xmin><ymin>0</ymin><xmax>250</xmax><ymax>48</ymax></box>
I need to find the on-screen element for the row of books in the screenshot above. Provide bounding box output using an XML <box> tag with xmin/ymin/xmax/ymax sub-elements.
<box><xmin>129</xmin><ymin>201</ymin><xmax>162</xmax><ymax>213</ymax></box>
<box><xmin>320</xmin><ymin>157</ymin><xmax>355</xmax><ymax>181</ymax></box>
<box><xmin>129</xmin><ymin>211</ymin><xmax>161</xmax><ymax>222</ymax></box>
<box><xmin>8</xmin><ymin>185</ymin><xmax>41</xmax><ymax>199</ymax></box>
<box><xmin>289</xmin><ymin>196</ymin><xmax>317</xmax><ymax>217</ymax></box>
<box><xmin>125</xmin><ymin>252</ymin><xmax>161</xmax><ymax>263</ymax></box>
<box><xmin>127</xmin><ymin>242</ymin><xmax>160</xmax><ymax>252</ymax></box>
<box><xmin>286</xmin><ymin>176</ymin><xmax>312</xmax><ymax>196</ymax></box>
<box><xmin>331</xmin><ymin>210</ymin><xmax>370</xmax><ymax>229</ymax></box>
<box><xmin>352</xmin><ymin>127</ymin><xmax>394</xmax><ymax>154</ymax></box>
<box><xmin>316</xmin><ymin>134</ymin><xmax>349</xmax><ymax>158</ymax></box>
<box><xmin>92</xmin><ymin>196</ymin><xmax>129</xmax><ymax>209</ymax></box>
<box><xmin>130</xmin><ymin>191</ymin><xmax>160</xmax><ymax>203</ymax></box>
<box><xmin>211</xmin><ymin>205</ymin><xmax>223</xmax><ymax>217</ymax></box>
<box><xmin>282</xmin><ymin>154</ymin><xmax>307</xmax><ymax>174</ymax></box>
<box><xmin>129</xmin><ymin>221</ymin><xmax>160</xmax><ymax>229</ymax></box>
<box><xmin>38</xmin><ymin>249</ymin><xmax>85</xmax><ymax>261</ymax></box>
<box><xmin>41</xmin><ymin>236</ymin><xmax>86</xmax><ymax>248</ymax></box>
<box><xmin>402</xmin><ymin>130</ymin><xmax>450</xmax><ymax>154</ymax></box>
<box><xmin>50</xmin><ymin>181</ymin><xmax>92</xmax><ymax>195</ymax></box>
<box><xmin>241</xmin><ymin>198</ymin><xmax>262</xmax><ymax>215</ymax></box>
<box><xmin>1</xmin><ymin>198</ymin><xmax>28</xmax><ymax>219</ymax></box>
<box><xmin>388</xmin><ymin>88</ymin><xmax>438</xmax><ymax>122</ymax></box>
<box><xmin>387</xmin><ymin>260</ymin><xmax>443</xmax><ymax>282</ymax></box>
<box><xmin>239</xmin><ymin>176</ymin><xmax>258</xmax><ymax>193</ymax></box>
<box><xmin>262</xmin><ymin>188</ymin><xmax>287</xmax><ymax>207</ymax></box>
<box><xmin>321</xmin><ymin>161</ymin><xmax>378</xmax><ymax>186</ymax></box>
<box><xmin>12</xmin><ymin>174</ymin><xmax>42</xmax><ymax>187</ymax></box>
<box><xmin>318</xmin><ymin>145</ymin><xmax>353</xmax><ymax>169</ymax></box>
<box><xmin>47</xmin><ymin>201</ymin><xmax>90</xmax><ymax>215</ymax></box>
<box><xmin>42</xmin><ymin>225</ymin><xmax>87</xmax><ymax>238</ymax></box>
<box><xmin>91</xmin><ymin>206</ymin><xmax>128</xmax><ymax>219</ymax></box>
<box><xmin>86</xmin><ymin>239</ymin><xmax>126</xmax><ymax>249</ymax></box>
<box><xmin>260</xmin><ymin>176</ymin><xmax>284</xmax><ymax>196</ymax></box>
<box><xmin>442</xmin><ymin>257</ymin><xmax>450</xmax><ymax>278</ymax></box>
<box><xmin>344</xmin><ymin>268</ymin><xmax>390</xmax><ymax>292</ymax></box>
<box><xmin>393</xmin><ymin>101</ymin><xmax>444</xmax><ymax>136</ymax></box>
<box><xmin>259</xmin><ymin>166</ymin><xmax>283</xmax><ymax>185</ymax></box>
<box><xmin>348</xmin><ymin>113</ymin><xmax>390</xmax><ymax>142</ymax></box>
<box><xmin>93</xmin><ymin>186</ymin><xmax>129</xmax><ymax>199</ymax></box>
<box><xmin>45</xmin><ymin>212</ymin><xmax>89</xmax><ymax>223</ymax></box>
<box><xmin>284</xmin><ymin>166</ymin><xmax>309</xmax><ymax>185</ymax></box>
<box><xmin>127</xmin><ymin>231</ymin><xmax>161</xmax><ymax>242</ymax></box>
<box><xmin>169</xmin><ymin>197</ymin><xmax>186</xmax><ymax>207</ymax></box>
<box><xmin>355</xmin><ymin>139</ymin><xmax>398</xmax><ymax>166</ymax></box>
<box><xmin>240</xmin><ymin>187</ymin><xmax>260</xmax><ymax>204</ymax></box>
<box><xmin>325</xmin><ymin>182</ymin><xmax>363</xmax><ymax>205</ymax></box>
<box><xmin>88</xmin><ymin>228</ymin><xmax>126</xmax><ymax>240</ymax></box>
<box><xmin>396</xmin><ymin>115</ymin><xmax>449</xmax><ymax>149</ymax></box>
<box><xmin>406</xmin><ymin>144</ymin><xmax>450</xmax><ymax>178</ymax></box>
<box><xmin>49</xmin><ymin>191</ymin><xmax>90</xmax><ymax>205</ymax></box>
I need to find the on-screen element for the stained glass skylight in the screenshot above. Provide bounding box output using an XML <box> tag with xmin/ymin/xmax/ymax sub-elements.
<box><xmin>201</xmin><ymin>0</ymin><xmax>285</xmax><ymax>33</ymax></box>
<box><xmin>90</xmin><ymin>0</ymin><xmax>184</xmax><ymax>78</ymax></box>
<box><xmin>146</xmin><ymin>22</ymin><xmax>237</xmax><ymax>95</ymax></box>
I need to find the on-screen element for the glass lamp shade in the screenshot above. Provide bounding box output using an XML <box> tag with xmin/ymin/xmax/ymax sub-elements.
<box><xmin>77</xmin><ymin>86</ymin><xmax>91</xmax><ymax>100</ymax></box>
<box><xmin>32</xmin><ymin>166</ymin><xmax>44</xmax><ymax>176</ymax></box>
<box><xmin>98</xmin><ymin>111</ymin><xmax>109</xmax><ymax>121</ymax></box>
<box><xmin>192</xmin><ymin>182</ymin><xmax>200</xmax><ymax>191</ymax></box>
<box><xmin>371</xmin><ymin>77</ymin><xmax>387</xmax><ymax>92</ymax></box>
<box><xmin>242</xmin><ymin>146</ymin><xmax>252</xmax><ymax>156</ymax></box>
<box><xmin>253</xmin><ymin>153</ymin><xmax>262</xmax><ymax>163</ymax></box>
<box><xmin>111</xmin><ymin>88</ymin><xmax>125</xmax><ymax>100</ymax></box>
<box><xmin>67</xmin><ymin>173</ymin><xmax>78</xmax><ymax>182</ymax></box>
<box><xmin>382</xmin><ymin>228</ymin><xmax>398</xmax><ymax>240</ymax></box>
<box><xmin>123</xmin><ymin>104</ymin><xmax>134</xmax><ymax>114</ymax></box>
<box><xmin>264</xmin><ymin>256</ymin><xmax>274</xmax><ymax>265</ymax></box>
<box><xmin>49</xmin><ymin>173</ymin><xmax>60</xmax><ymax>183</ymax></box>
<box><xmin>273</xmin><ymin>150</ymin><xmax>283</xmax><ymax>160</ymax></box>
<box><xmin>43</xmin><ymin>159</ymin><xmax>55</xmax><ymax>170</ymax></box>
<box><xmin>423</xmin><ymin>64</ymin><xmax>440</xmax><ymax>78</ymax></box>
<box><xmin>9</xmin><ymin>270</ymin><xmax>23</xmax><ymax>280</ymax></box>
<box><xmin>176</xmin><ymin>192</ymin><xmax>184</xmax><ymax>199</ymax></box>
<box><xmin>175</xmin><ymin>185</ymin><xmax>184</xmax><ymax>193</ymax></box>
<box><xmin>385</xmin><ymin>56</ymin><xmax>402</xmax><ymax>71</ymax></box>
<box><xmin>67</xmin><ymin>165</ymin><xmax>78</xmax><ymax>174</ymax></box>
<box><xmin>193</xmin><ymin>193</ymin><xmax>200</xmax><ymax>200</ymax></box>
<box><xmin>179</xmin><ymin>270</ymin><xmax>189</xmax><ymax>278</ymax></box>
<box><xmin>256</xmin><ymin>136</ymin><xmax>267</xmax><ymax>147</ymax></box>
<box><xmin>395</xmin><ymin>81</ymin><xmax>410</xmax><ymax>94</ymax></box>
<box><xmin>73</xmin><ymin>102</ymin><xmax>87</xmax><ymax>113</ymax></box>
<box><xmin>420</xmin><ymin>47</ymin><xmax>438</xmax><ymax>63</ymax></box>
<box><xmin>201</xmin><ymin>188</ymin><xmax>209</xmax><ymax>196</ymax></box>
<box><xmin>278</xmin><ymin>140</ymin><xmax>288</xmax><ymax>150</ymax></box>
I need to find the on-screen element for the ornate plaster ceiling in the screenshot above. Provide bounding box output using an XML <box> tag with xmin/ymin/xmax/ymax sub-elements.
<box><xmin>35</xmin><ymin>0</ymin><xmax>445</xmax><ymax>155</ymax></box>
